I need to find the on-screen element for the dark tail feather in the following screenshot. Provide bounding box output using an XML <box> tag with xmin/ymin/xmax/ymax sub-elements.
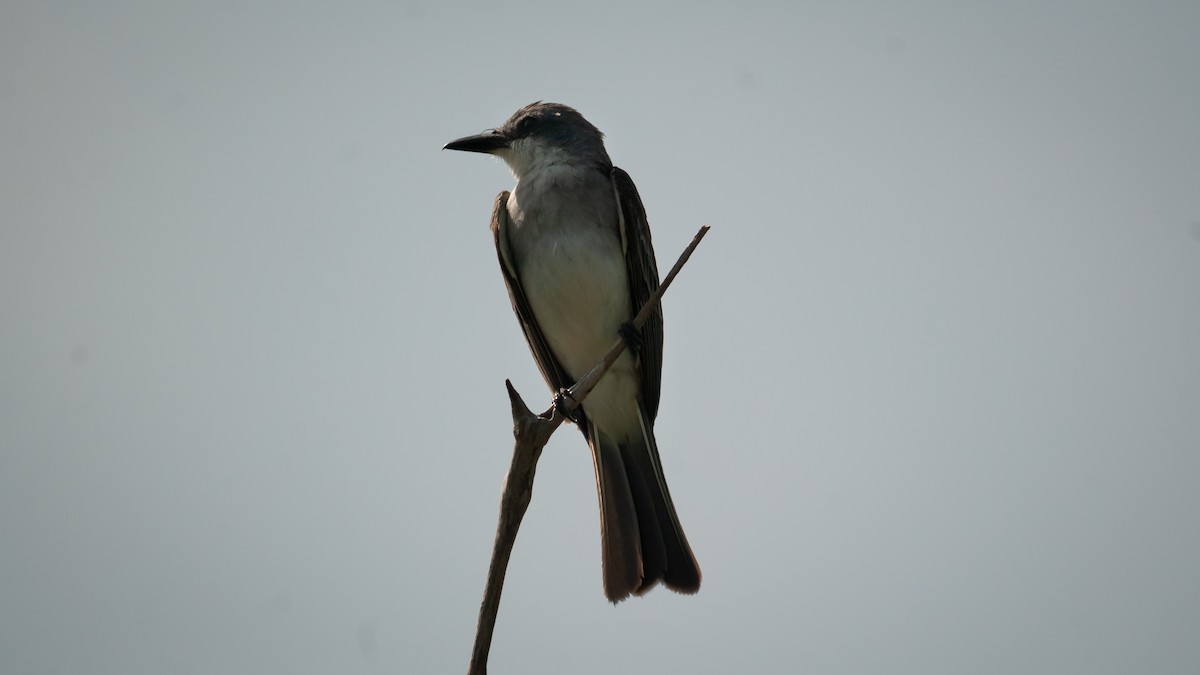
<box><xmin>592</xmin><ymin>430</ymin><xmax>642</xmax><ymax>601</ymax></box>
<box><xmin>628</xmin><ymin>406</ymin><xmax>701</xmax><ymax>595</ymax></box>
<box><xmin>590</xmin><ymin>411</ymin><xmax>701</xmax><ymax>602</ymax></box>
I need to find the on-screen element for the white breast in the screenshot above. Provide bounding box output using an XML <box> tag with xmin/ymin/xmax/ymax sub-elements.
<box><xmin>505</xmin><ymin>167</ymin><xmax>642</xmax><ymax>438</ymax></box>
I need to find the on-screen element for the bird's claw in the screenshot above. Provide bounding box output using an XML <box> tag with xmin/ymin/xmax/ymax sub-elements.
<box><xmin>618</xmin><ymin>322</ymin><xmax>643</xmax><ymax>354</ymax></box>
<box><xmin>554</xmin><ymin>388</ymin><xmax>582</xmax><ymax>423</ymax></box>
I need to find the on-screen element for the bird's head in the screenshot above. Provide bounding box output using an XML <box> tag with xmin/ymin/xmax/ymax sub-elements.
<box><xmin>444</xmin><ymin>102</ymin><xmax>611</xmax><ymax>179</ymax></box>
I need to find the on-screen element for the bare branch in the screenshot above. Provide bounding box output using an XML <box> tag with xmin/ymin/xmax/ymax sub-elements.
<box><xmin>467</xmin><ymin>382</ymin><xmax>559</xmax><ymax>675</ymax></box>
<box><xmin>467</xmin><ymin>225</ymin><xmax>710</xmax><ymax>675</ymax></box>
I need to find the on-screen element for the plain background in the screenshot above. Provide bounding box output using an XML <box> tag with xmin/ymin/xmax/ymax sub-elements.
<box><xmin>3</xmin><ymin>2</ymin><xmax>1198</xmax><ymax>673</ymax></box>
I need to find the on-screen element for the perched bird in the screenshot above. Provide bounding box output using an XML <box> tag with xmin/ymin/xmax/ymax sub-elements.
<box><xmin>445</xmin><ymin>102</ymin><xmax>700</xmax><ymax>602</ymax></box>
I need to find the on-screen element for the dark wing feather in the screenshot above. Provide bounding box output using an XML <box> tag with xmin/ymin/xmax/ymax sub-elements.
<box><xmin>610</xmin><ymin>167</ymin><xmax>664</xmax><ymax>421</ymax></box>
<box><xmin>490</xmin><ymin>191</ymin><xmax>591</xmax><ymax>436</ymax></box>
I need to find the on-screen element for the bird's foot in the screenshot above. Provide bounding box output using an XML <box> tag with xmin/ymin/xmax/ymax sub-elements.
<box><xmin>618</xmin><ymin>322</ymin><xmax>643</xmax><ymax>354</ymax></box>
<box><xmin>554</xmin><ymin>388</ymin><xmax>583</xmax><ymax>423</ymax></box>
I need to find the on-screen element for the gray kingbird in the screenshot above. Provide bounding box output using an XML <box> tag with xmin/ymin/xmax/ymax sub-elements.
<box><xmin>444</xmin><ymin>102</ymin><xmax>701</xmax><ymax>602</ymax></box>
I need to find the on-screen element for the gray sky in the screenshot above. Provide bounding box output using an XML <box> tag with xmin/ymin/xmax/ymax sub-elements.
<box><xmin>3</xmin><ymin>1</ymin><xmax>1199</xmax><ymax>673</ymax></box>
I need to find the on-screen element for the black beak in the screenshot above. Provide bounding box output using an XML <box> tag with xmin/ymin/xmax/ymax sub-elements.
<box><xmin>443</xmin><ymin>129</ymin><xmax>510</xmax><ymax>154</ymax></box>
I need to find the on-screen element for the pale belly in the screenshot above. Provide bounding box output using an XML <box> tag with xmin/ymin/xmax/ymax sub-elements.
<box><xmin>515</xmin><ymin>225</ymin><xmax>641</xmax><ymax>439</ymax></box>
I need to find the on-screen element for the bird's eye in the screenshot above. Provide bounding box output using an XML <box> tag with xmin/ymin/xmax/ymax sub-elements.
<box><xmin>517</xmin><ymin>115</ymin><xmax>538</xmax><ymax>133</ymax></box>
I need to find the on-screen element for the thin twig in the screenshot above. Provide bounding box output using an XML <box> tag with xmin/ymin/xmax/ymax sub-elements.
<box><xmin>567</xmin><ymin>225</ymin><xmax>711</xmax><ymax>407</ymax></box>
<box><xmin>466</xmin><ymin>225</ymin><xmax>710</xmax><ymax>675</ymax></box>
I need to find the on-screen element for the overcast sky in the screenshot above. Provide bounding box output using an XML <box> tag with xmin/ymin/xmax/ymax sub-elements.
<box><xmin>3</xmin><ymin>2</ymin><xmax>1199</xmax><ymax>674</ymax></box>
